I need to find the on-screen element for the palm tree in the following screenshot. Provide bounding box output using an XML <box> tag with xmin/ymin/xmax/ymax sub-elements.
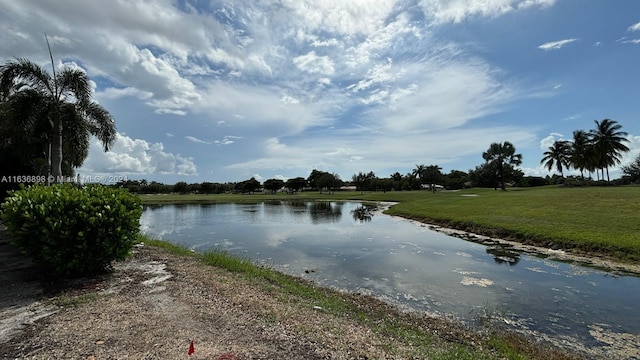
<box><xmin>482</xmin><ymin>141</ymin><xmax>523</xmax><ymax>190</ymax></box>
<box><xmin>540</xmin><ymin>140</ymin><xmax>572</xmax><ymax>177</ymax></box>
<box><xmin>0</xmin><ymin>89</ymin><xmax>50</xmax><ymax>175</ymax></box>
<box><xmin>589</xmin><ymin>119</ymin><xmax>630</xmax><ymax>182</ymax></box>
<box><xmin>570</xmin><ymin>130</ymin><xmax>590</xmax><ymax>179</ymax></box>
<box><xmin>412</xmin><ymin>164</ymin><xmax>427</xmax><ymax>183</ymax></box>
<box><xmin>0</xmin><ymin>51</ymin><xmax>115</xmax><ymax>181</ymax></box>
<box><xmin>412</xmin><ymin>164</ymin><xmax>442</xmax><ymax>190</ymax></box>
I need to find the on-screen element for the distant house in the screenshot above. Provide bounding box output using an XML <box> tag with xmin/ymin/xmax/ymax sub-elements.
<box><xmin>339</xmin><ymin>185</ymin><xmax>357</xmax><ymax>191</ymax></box>
<box><xmin>420</xmin><ymin>184</ymin><xmax>443</xmax><ymax>190</ymax></box>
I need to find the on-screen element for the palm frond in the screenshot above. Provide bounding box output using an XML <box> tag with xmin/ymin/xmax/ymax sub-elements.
<box><xmin>82</xmin><ymin>100</ymin><xmax>116</xmax><ymax>151</ymax></box>
<box><xmin>56</xmin><ymin>68</ymin><xmax>92</xmax><ymax>103</ymax></box>
<box><xmin>0</xmin><ymin>58</ymin><xmax>54</xmax><ymax>98</ymax></box>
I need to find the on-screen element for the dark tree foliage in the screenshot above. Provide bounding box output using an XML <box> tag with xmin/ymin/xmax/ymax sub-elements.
<box><xmin>235</xmin><ymin>177</ymin><xmax>261</xmax><ymax>194</ymax></box>
<box><xmin>443</xmin><ymin>170</ymin><xmax>469</xmax><ymax>190</ymax></box>
<box><xmin>589</xmin><ymin>119</ymin><xmax>630</xmax><ymax>182</ymax></box>
<box><xmin>0</xmin><ymin>56</ymin><xmax>116</xmax><ymax>181</ymax></box>
<box><xmin>522</xmin><ymin>176</ymin><xmax>549</xmax><ymax>187</ymax></box>
<box><xmin>621</xmin><ymin>154</ymin><xmax>640</xmax><ymax>183</ymax></box>
<box><xmin>316</xmin><ymin>173</ymin><xmax>341</xmax><ymax>193</ymax></box>
<box><xmin>413</xmin><ymin>164</ymin><xmax>443</xmax><ymax>187</ymax></box>
<box><xmin>482</xmin><ymin>141</ymin><xmax>523</xmax><ymax>190</ymax></box>
<box><xmin>351</xmin><ymin>171</ymin><xmax>376</xmax><ymax>193</ymax></box>
<box><xmin>263</xmin><ymin>178</ymin><xmax>285</xmax><ymax>194</ymax></box>
<box><xmin>468</xmin><ymin>163</ymin><xmax>499</xmax><ymax>188</ymax></box>
<box><xmin>307</xmin><ymin>169</ymin><xmax>328</xmax><ymax>190</ymax></box>
<box><xmin>540</xmin><ymin>140</ymin><xmax>572</xmax><ymax>177</ymax></box>
<box><xmin>173</xmin><ymin>181</ymin><xmax>189</xmax><ymax>194</ymax></box>
<box><xmin>284</xmin><ymin>177</ymin><xmax>307</xmax><ymax>193</ymax></box>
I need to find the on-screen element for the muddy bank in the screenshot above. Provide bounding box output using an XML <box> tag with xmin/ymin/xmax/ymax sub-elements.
<box><xmin>391</xmin><ymin>214</ymin><xmax>640</xmax><ymax>276</ymax></box>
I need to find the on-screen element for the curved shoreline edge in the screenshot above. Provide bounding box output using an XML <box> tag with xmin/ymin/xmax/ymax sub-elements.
<box><xmin>389</xmin><ymin>212</ymin><xmax>640</xmax><ymax>276</ymax></box>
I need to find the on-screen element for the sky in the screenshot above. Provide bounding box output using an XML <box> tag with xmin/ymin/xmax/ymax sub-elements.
<box><xmin>1</xmin><ymin>0</ymin><xmax>639</xmax><ymax>184</ymax></box>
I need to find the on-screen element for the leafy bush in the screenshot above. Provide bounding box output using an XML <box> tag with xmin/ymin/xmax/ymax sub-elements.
<box><xmin>1</xmin><ymin>183</ymin><xmax>142</xmax><ymax>277</ymax></box>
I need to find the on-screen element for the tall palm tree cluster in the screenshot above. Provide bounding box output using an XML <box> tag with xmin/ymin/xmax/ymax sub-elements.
<box><xmin>0</xmin><ymin>54</ymin><xmax>115</xmax><ymax>183</ymax></box>
<box><xmin>482</xmin><ymin>141</ymin><xmax>522</xmax><ymax>190</ymax></box>
<box><xmin>540</xmin><ymin>119</ymin><xmax>630</xmax><ymax>182</ymax></box>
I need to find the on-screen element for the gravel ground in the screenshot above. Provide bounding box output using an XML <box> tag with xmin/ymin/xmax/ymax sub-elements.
<box><xmin>2</xmin><ymin>243</ymin><xmax>358</xmax><ymax>359</ymax></box>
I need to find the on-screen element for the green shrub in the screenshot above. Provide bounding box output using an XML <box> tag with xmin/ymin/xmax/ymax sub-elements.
<box><xmin>1</xmin><ymin>183</ymin><xmax>142</xmax><ymax>277</ymax></box>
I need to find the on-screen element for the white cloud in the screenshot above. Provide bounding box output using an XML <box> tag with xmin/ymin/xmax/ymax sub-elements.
<box><xmin>185</xmin><ymin>136</ymin><xmax>209</xmax><ymax>144</ymax></box>
<box><xmin>538</xmin><ymin>38</ymin><xmax>577</xmax><ymax>51</ymax></box>
<box><xmin>215</xmin><ymin>136</ymin><xmax>242</xmax><ymax>145</ymax></box>
<box><xmin>293</xmin><ymin>51</ymin><xmax>335</xmax><ymax>75</ymax></box>
<box><xmin>98</xmin><ymin>87</ymin><xmax>153</xmax><ymax>100</ymax></box>
<box><xmin>562</xmin><ymin>114</ymin><xmax>580</xmax><ymax>121</ymax></box>
<box><xmin>345</xmin><ymin>14</ymin><xmax>418</xmax><ymax>67</ymax></box>
<box><xmin>517</xmin><ymin>0</ymin><xmax>556</xmax><ymax>10</ymax></box>
<box><xmin>0</xmin><ymin>1</ymin><xmax>222</xmax><ymax>115</ymax></box>
<box><xmin>618</xmin><ymin>38</ymin><xmax>640</xmax><ymax>45</ymax></box>
<box><xmin>539</xmin><ymin>133</ymin><xmax>561</xmax><ymax>149</ymax></box>
<box><xmin>421</xmin><ymin>0</ymin><xmax>556</xmax><ymax>24</ymax></box>
<box><xmin>349</xmin><ymin>60</ymin><xmax>397</xmax><ymax>93</ymax></box>
<box><xmin>620</xmin><ymin>135</ymin><xmax>640</xmax><ymax>166</ymax></box>
<box><xmin>193</xmin><ymin>81</ymin><xmax>333</xmax><ymax>135</ymax></box>
<box><xmin>79</xmin><ymin>133</ymin><xmax>197</xmax><ymax>176</ymax></box>
<box><xmin>282</xmin><ymin>0</ymin><xmax>398</xmax><ymax>36</ymax></box>
<box><xmin>628</xmin><ymin>22</ymin><xmax>640</xmax><ymax>32</ymax></box>
<box><xmin>373</xmin><ymin>61</ymin><xmax>515</xmax><ymax>132</ymax></box>
<box><xmin>155</xmin><ymin>108</ymin><xmax>187</xmax><ymax>116</ymax></box>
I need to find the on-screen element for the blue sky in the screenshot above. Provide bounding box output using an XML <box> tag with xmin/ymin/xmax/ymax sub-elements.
<box><xmin>1</xmin><ymin>0</ymin><xmax>639</xmax><ymax>184</ymax></box>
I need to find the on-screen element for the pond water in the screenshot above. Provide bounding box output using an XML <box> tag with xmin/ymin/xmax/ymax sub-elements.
<box><xmin>140</xmin><ymin>201</ymin><xmax>640</xmax><ymax>357</ymax></box>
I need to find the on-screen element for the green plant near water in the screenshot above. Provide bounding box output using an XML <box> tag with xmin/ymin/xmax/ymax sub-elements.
<box><xmin>1</xmin><ymin>183</ymin><xmax>142</xmax><ymax>277</ymax></box>
<box><xmin>469</xmin><ymin>301</ymin><xmax>511</xmax><ymax>327</ymax></box>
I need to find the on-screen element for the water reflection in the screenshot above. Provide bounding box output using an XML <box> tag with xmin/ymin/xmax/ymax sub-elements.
<box><xmin>351</xmin><ymin>204</ymin><xmax>376</xmax><ymax>223</ymax></box>
<box><xmin>486</xmin><ymin>246</ymin><xmax>521</xmax><ymax>266</ymax></box>
<box><xmin>140</xmin><ymin>202</ymin><xmax>640</xmax><ymax>357</ymax></box>
<box><xmin>309</xmin><ymin>202</ymin><xmax>344</xmax><ymax>224</ymax></box>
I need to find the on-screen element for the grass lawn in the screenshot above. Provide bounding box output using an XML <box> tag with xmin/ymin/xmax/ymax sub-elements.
<box><xmin>139</xmin><ymin>185</ymin><xmax>640</xmax><ymax>262</ymax></box>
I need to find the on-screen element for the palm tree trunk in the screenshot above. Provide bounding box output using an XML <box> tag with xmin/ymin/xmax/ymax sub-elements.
<box><xmin>45</xmin><ymin>141</ymin><xmax>52</xmax><ymax>185</ymax></box>
<box><xmin>50</xmin><ymin>119</ymin><xmax>63</xmax><ymax>182</ymax></box>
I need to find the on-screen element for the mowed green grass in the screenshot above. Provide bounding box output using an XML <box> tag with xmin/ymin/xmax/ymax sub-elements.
<box><xmin>140</xmin><ymin>185</ymin><xmax>640</xmax><ymax>261</ymax></box>
<box><xmin>385</xmin><ymin>186</ymin><xmax>640</xmax><ymax>261</ymax></box>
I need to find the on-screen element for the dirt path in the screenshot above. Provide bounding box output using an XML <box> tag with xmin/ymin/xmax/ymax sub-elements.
<box><xmin>0</xmin><ymin>240</ymin><xmax>350</xmax><ymax>359</ymax></box>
